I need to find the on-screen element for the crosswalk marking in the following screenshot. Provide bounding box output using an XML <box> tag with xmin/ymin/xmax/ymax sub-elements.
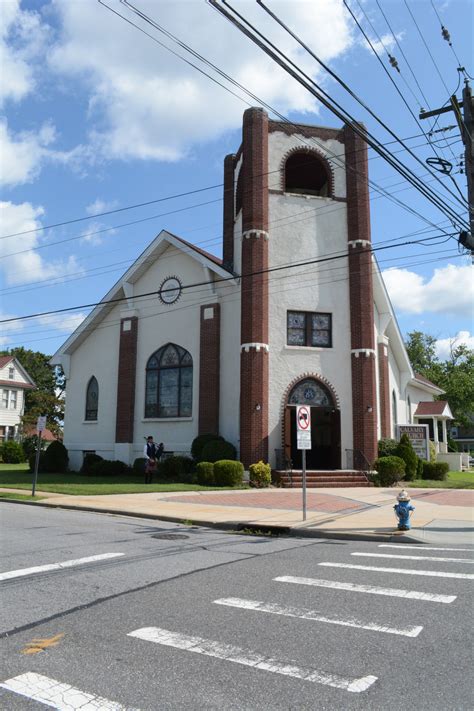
<box><xmin>213</xmin><ymin>597</ymin><xmax>423</xmax><ymax>637</ymax></box>
<box><xmin>128</xmin><ymin>627</ymin><xmax>378</xmax><ymax>693</ymax></box>
<box><xmin>352</xmin><ymin>552</ymin><xmax>474</xmax><ymax>564</ymax></box>
<box><xmin>0</xmin><ymin>553</ymin><xmax>124</xmax><ymax>582</ymax></box>
<box><xmin>379</xmin><ymin>544</ymin><xmax>474</xmax><ymax>553</ymax></box>
<box><xmin>274</xmin><ymin>575</ymin><xmax>457</xmax><ymax>603</ymax></box>
<box><xmin>319</xmin><ymin>562</ymin><xmax>474</xmax><ymax>580</ymax></box>
<box><xmin>0</xmin><ymin>672</ymin><xmax>138</xmax><ymax>710</ymax></box>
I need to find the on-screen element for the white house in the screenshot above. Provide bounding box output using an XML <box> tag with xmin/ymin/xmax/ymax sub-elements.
<box><xmin>51</xmin><ymin>109</ymin><xmax>445</xmax><ymax>473</ymax></box>
<box><xmin>0</xmin><ymin>356</ymin><xmax>36</xmax><ymax>442</ymax></box>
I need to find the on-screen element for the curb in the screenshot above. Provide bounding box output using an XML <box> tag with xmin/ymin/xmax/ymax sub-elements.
<box><xmin>0</xmin><ymin>496</ymin><xmax>428</xmax><ymax>544</ymax></box>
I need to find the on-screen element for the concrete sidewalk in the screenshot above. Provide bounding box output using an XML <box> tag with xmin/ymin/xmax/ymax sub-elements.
<box><xmin>2</xmin><ymin>486</ymin><xmax>473</xmax><ymax>544</ymax></box>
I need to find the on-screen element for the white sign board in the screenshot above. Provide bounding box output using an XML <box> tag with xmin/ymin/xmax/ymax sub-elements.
<box><xmin>296</xmin><ymin>406</ymin><xmax>312</xmax><ymax>450</ymax></box>
<box><xmin>396</xmin><ymin>424</ymin><xmax>430</xmax><ymax>461</ymax></box>
<box><xmin>36</xmin><ymin>416</ymin><xmax>47</xmax><ymax>432</ymax></box>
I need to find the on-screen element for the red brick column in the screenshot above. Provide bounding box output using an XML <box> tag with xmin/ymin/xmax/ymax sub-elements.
<box><xmin>240</xmin><ymin>107</ymin><xmax>269</xmax><ymax>468</ymax></box>
<box><xmin>378</xmin><ymin>337</ymin><xmax>391</xmax><ymax>439</ymax></box>
<box><xmin>222</xmin><ymin>154</ymin><xmax>235</xmax><ymax>271</ymax></box>
<box><xmin>198</xmin><ymin>303</ymin><xmax>220</xmax><ymax>435</ymax></box>
<box><xmin>115</xmin><ymin>316</ymin><xmax>138</xmax><ymax>443</ymax></box>
<box><xmin>344</xmin><ymin>124</ymin><xmax>377</xmax><ymax>464</ymax></box>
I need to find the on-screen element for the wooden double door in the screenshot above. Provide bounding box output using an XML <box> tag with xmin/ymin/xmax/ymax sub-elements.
<box><xmin>284</xmin><ymin>405</ymin><xmax>341</xmax><ymax>470</ymax></box>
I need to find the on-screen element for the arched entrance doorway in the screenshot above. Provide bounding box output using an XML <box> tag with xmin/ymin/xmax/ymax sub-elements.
<box><xmin>284</xmin><ymin>377</ymin><xmax>341</xmax><ymax>470</ymax></box>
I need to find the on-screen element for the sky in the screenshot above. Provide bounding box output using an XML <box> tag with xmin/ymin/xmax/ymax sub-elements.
<box><xmin>0</xmin><ymin>0</ymin><xmax>473</xmax><ymax>363</ymax></box>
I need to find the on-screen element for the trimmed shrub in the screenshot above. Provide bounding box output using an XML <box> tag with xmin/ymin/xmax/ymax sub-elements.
<box><xmin>133</xmin><ymin>457</ymin><xmax>147</xmax><ymax>474</ymax></box>
<box><xmin>429</xmin><ymin>440</ymin><xmax>437</xmax><ymax>463</ymax></box>
<box><xmin>1</xmin><ymin>440</ymin><xmax>25</xmax><ymax>464</ymax></box>
<box><xmin>42</xmin><ymin>440</ymin><xmax>68</xmax><ymax>473</ymax></box>
<box><xmin>191</xmin><ymin>434</ymin><xmax>223</xmax><ymax>462</ymax></box>
<box><xmin>249</xmin><ymin>460</ymin><xmax>271</xmax><ymax>488</ymax></box>
<box><xmin>213</xmin><ymin>459</ymin><xmax>244</xmax><ymax>487</ymax></box>
<box><xmin>80</xmin><ymin>453</ymin><xmax>103</xmax><ymax>475</ymax></box>
<box><xmin>21</xmin><ymin>435</ymin><xmax>46</xmax><ymax>460</ymax></box>
<box><xmin>374</xmin><ymin>456</ymin><xmax>406</xmax><ymax>487</ymax></box>
<box><xmin>416</xmin><ymin>457</ymin><xmax>424</xmax><ymax>480</ymax></box>
<box><xmin>28</xmin><ymin>452</ymin><xmax>47</xmax><ymax>473</ymax></box>
<box><xmin>158</xmin><ymin>455</ymin><xmax>195</xmax><ymax>480</ymax></box>
<box><xmin>395</xmin><ymin>434</ymin><xmax>418</xmax><ymax>481</ymax></box>
<box><xmin>422</xmin><ymin>461</ymin><xmax>449</xmax><ymax>481</ymax></box>
<box><xmin>89</xmin><ymin>459</ymin><xmax>131</xmax><ymax>476</ymax></box>
<box><xmin>377</xmin><ymin>438</ymin><xmax>398</xmax><ymax>458</ymax></box>
<box><xmin>201</xmin><ymin>439</ymin><xmax>237</xmax><ymax>463</ymax></box>
<box><xmin>196</xmin><ymin>461</ymin><xmax>214</xmax><ymax>486</ymax></box>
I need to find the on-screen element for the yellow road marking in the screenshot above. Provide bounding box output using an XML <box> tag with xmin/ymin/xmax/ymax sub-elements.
<box><xmin>21</xmin><ymin>633</ymin><xmax>64</xmax><ymax>655</ymax></box>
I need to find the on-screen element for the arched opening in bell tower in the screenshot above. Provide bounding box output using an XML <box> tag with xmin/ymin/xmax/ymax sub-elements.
<box><xmin>284</xmin><ymin>151</ymin><xmax>331</xmax><ymax>197</ymax></box>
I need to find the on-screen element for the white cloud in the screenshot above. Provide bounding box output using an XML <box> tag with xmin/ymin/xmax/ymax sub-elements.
<box><xmin>382</xmin><ymin>263</ymin><xmax>474</xmax><ymax>317</ymax></box>
<box><xmin>0</xmin><ymin>118</ymin><xmax>57</xmax><ymax>188</ymax></box>
<box><xmin>86</xmin><ymin>198</ymin><xmax>118</xmax><ymax>216</ymax></box>
<box><xmin>0</xmin><ymin>311</ymin><xmax>24</xmax><ymax>348</ymax></box>
<box><xmin>436</xmin><ymin>331</ymin><xmax>474</xmax><ymax>360</ymax></box>
<box><xmin>80</xmin><ymin>220</ymin><xmax>116</xmax><ymax>246</ymax></box>
<box><xmin>0</xmin><ymin>201</ymin><xmax>81</xmax><ymax>285</ymax></box>
<box><xmin>48</xmin><ymin>0</ymin><xmax>354</xmax><ymax>162</ymax></box>
<box><xmin>38</xmin><ymin>312</ymin><xmax>88</xmax><ymax>333</ymax></box>
<box><xmin>0</xmin><ymin>0</ymin><xmax>50</xmax><ymax>106</ymax></box>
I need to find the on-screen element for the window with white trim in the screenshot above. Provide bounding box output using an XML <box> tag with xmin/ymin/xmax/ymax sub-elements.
<box><xmin>1</xmin><ymin>389</ymin><xmax>17</xmax><ymax>409</ymax></box>
<box><xmin>145</xmin><ymin>343</ymin><xmax>193</xmax><ymax>418</ymax></box>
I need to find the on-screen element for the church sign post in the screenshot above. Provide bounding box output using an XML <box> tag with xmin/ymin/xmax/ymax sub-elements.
<box><xmin>296</xmin><ymin>405</ymin><xmax>311</xmax><ymax>521</ymax></box>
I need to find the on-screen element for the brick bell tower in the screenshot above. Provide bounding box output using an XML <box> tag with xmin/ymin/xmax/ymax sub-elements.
<box><xmin>344</xmin><ymin>123</ymin><xmax>378</xmax><ymax>465</ymax></box>
<box><xmin>239</xmin><ymin>108</ymin><xmax>270</xmax><ymax>468</ymax></box>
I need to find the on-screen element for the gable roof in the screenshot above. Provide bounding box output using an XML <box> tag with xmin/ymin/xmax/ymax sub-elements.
<box><xmin>51</xmin><ymin>229</ymin><xmax>235</xmax><ymax>361</ymax></box>
<box><xmin>412</xmin><ymin>373</ymin><xmax>445</xmax><ymax>395</ymax></box>
<box><xmin>414</xmin><ymin>401</ymin><xmax>453</xmax><ymax>418</ymax></box>
<box><xmin>0</xmin><ymin>356</ymin><xmax>36</xmax><ymax>388</ymax></box>
<box><xmin>0</xmin><ymin>356</ymin><xmax>13</xmax><ymax>369</ymax></box>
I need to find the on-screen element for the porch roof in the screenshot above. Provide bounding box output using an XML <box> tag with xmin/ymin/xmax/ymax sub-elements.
<box><xmin>414</xmin><ymin>401</ymin><xmax>453</xmax><ymax>419</ymax></box>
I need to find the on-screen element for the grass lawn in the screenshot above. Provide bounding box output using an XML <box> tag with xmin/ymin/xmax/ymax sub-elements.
<box><xmin>406</xmin><ymin>471</ymin><xmax>474</xmax><ymax>489</ymax></box>
<box><xmin>0</xmin><ymin>464</ymin><xmax>246</xmax><ymax>496</ymax></box>
<box><xmin>0</xmin><ymin>492</ymin><xmax>44</xmax><ymax>501</ymax></box>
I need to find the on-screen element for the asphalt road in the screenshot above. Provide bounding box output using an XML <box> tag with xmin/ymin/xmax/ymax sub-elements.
<box><xmin>1</xmin><ymin>503</ymin><xmax>473</xmax><ymax>710</ymax></box>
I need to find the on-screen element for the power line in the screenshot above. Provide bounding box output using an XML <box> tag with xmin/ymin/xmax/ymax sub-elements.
<box><xmin>403</xmin><ymin>0</ymin><xmax>451</xmax><ymax>96</ymax></box>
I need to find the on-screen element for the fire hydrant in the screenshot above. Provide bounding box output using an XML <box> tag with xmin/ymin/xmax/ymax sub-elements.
<box><xmin>394</xmin><ymin>490</ymin><xmax>415</xmax><ymax>531</ymax></box>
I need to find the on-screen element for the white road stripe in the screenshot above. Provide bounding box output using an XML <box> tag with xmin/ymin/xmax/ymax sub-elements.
<box><xmin>213</xmin><ymin>597</ymin><xmax>423</xmax><ymax>637</ymax></box>
<box><xmin>379</xmin><ymin>544</ymin><xmax>474</xmax><ymax>553</ymax></box>
<box><xmin>274</xmin><ymin>575</ymin><xmax>456</xmax><ymax>603</ymax></box>
<box><xmin>0</xmin><ymin>553</ymin><xmax>124</xmax><ymax>582</ymax></box>
<box><xmin>319</xmin><ymin>562</ymin><xmax>474</xmax><ymax>580</ymax></box>
<box><xmin>128</xmin><ymin>627</ymin><xmax>377</xmax><ymax>693</ymax></box>
<box><xmin>352</xmin><ymin>552</ymin><xmax>474</xmax><ymax>564</ymax></box>
<box><xmin>0</xmin><ymin>673</ymin><xmax>138</xmax><ymax>710</ymax></box>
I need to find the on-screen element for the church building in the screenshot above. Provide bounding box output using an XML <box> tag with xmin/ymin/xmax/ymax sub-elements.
<box><xmin>51</xmin><ymin>108</ymin><xmax>443</xmax><ymax>472</ymax></box>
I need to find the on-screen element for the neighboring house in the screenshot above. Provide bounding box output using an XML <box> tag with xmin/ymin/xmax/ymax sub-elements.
<box><xmin>450</xmin><ymin>417</ymin><xmax>474</xmax><ymax>454</ymax></box>
<box><xmin>51</xmin><ymin>109</ymin><xmax>445</xmax><ymax>472</ymax></box>
<box><xmin>0</xmin><ymin>356</ymin><xmax>36</xmax><ymax>442</ymax></box>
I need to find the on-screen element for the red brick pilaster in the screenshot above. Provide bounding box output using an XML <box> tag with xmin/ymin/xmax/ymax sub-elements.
<box><xmin>240</xmin><ymin>107</ymin><xmax>269</xmax><ymax>468</ymax></box>
<box><xmin>222</xmin><ymin>154</ymin><xmax>235</xmax><ymax>271</ymax></box>
<box><xmin>115</xmin><ymin>316</ymin><xmax>138</xmax><ymax>443</ymax></box>
<box><xmin>378</xmin><ymin>337</ymin><xmax>391</xmax><ymax>438</ymax></box>
<box><xmin>344</xmin><ymin>123</ymin><xmax>377</xmax><ymax>464</ymax></box>
<box><xmin>198</xmin><ymin>303</ymin><xmax>220</xmax><ymax>435</ymax></box>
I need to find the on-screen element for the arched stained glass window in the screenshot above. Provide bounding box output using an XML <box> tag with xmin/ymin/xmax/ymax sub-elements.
<box><xmin>392</xmin><ymin>390</ymin><xmax>398</xmax><ymax>432</ymax></box>
<box><xmin>145</xmin><ymin>343</ymin><xmax>193</xmax><ymax>418</ymax></box>
<box><xmin>407</xmin><ymin>395</ymin><xmax>412</xmax><ymax>424</ymax></box>
<box><xmin>288</xmin><ymin>378</ymin><xmax>333</xmax><ymax>407</ymax></box>
<box><xmin>85</xmin><ymin>376</ymin><xmax>99</xmax><ymax>421</ymax></box>
<box><xmin>285</xmin><ymin>151</ymin><xmax>330</xmax><ymax>197</ymax></box>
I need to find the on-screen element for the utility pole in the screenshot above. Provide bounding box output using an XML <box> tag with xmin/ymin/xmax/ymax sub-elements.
<box><xmin>420</xmin><ymin>81</ymin><xmax>474</xmax><ymax>253</ymax></box>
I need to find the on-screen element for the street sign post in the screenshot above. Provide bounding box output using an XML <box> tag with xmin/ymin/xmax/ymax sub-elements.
<box><xmin>32</xmin><ymin>416</ymin><xmax>47</xmax><ymax>497</ymax></box>
<box><xmin>296</xmin><ymin>406</ymin><xmax>311</xmax><ymax>521</ymax></box>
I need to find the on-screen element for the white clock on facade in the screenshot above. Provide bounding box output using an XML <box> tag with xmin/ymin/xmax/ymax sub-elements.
<box><xmin>158</xmin><ymin>276</ymin><xmax>182</xmax><ymax>304</ymax></box>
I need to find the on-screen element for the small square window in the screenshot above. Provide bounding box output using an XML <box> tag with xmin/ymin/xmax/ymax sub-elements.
<box><xmin>287</xmin><ymin>311</ymin><xmax>332</xmax><ymax>348</ymax></box>
<box><xmin>8</xmin><ymin>367</ymin><xmax>14</xmax><ymax>379</ymax></box>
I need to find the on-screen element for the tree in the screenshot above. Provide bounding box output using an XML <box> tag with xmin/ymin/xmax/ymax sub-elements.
<box><xmin>0</xmin><ymin>347</ymin><xmax>64</xmax><ymax>436</ymax></box>
<box><xmin>405</xmin><ymin>332</ymin><xmax>474</xmax><ymax>427</ymax></box>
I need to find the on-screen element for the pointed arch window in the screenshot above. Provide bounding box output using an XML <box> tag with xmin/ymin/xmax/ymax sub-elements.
<box><xmin>145</xmin><ymin>343</ymin><xmax>193</xmax><ymax>418</ymax></box>
<box><xmin>85</xmin><ymin>377</ymin><xmax>99</xmax><ymax>421</ymax></box>
<box><xmin>285</xmin><ymin>151</ymin><xmax>330</xmax><ymax>197</ymax></box>
<box><xmin>392</xmin><ymin>389</ymin><xmax>398</xmax><ymax>433</ymax></box>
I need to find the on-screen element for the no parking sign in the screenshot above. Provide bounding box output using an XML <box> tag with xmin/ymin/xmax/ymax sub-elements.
<box><xmin>296</xmin><ymin>405</ymin><xmax>311</xmax><ymax>450</ymax></box>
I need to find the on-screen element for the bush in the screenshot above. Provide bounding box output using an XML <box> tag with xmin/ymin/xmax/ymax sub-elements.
<box><xmin>395</xmin><ymin>434</ymin><xmax>418</xmax><ymax>481</ymax></box>
<box><xmin>196</xmin><ymin>461</ymin><xmax>214</xmax><ymax>485</ymax></box>
<box><xmin>416</xmin><ymin>457</ymin><xmax>424</xmax><ymax>480</ymax></box>
<box><xmin>201</xmin><ymin>439</ymin><xmax>237</xmax><ymax>463</ymax></box>
<box><xmin>42</xmin><ymin>440</ymin><xmax>68</xmax><ymax>473</ymax></box>
<box><xmin>133</xmin><ymin>457</ymin><xmax>147</xmax><ymax>474</ymax></box>
<box><xmin>21</xmin><ymin>435</ymin><xmax>46</xmax><ymax>460</ymax></box>
<box><xmin>213</xmin><ymin>459</ymin><xmax>244</xmax><ymax>487</ymax></box>
<box><xmin>1</xmin><ymin>440</ymin><xmax>25</xmax><ymax>464</ymax></box>
<box><xmin>429</xmin><ymin>440</ymin><xmax>437</xmax><ymax>463</ymax></box>
<box><xmin>377</xmin><ymin>438</ymin><xmax>398</xmax><ymax>458</ymax></box>
<box><xmin>80</xmin><ymin>453</ymin><xmax>103</xmax><ymax>475</ymax></box>
<box><xmin>191</xmin><ymin>434</ymin><xmax>223</xmax><ymax>462</ymax></box>
<box><xmin>447</xmin><ymin>437</ymin><xmax>458</xmax><ymax>452</ymax></box>
<box><xmin>28</xmin><ymin>452</ymin><xmax>47</xmax><ymax>473</ymax></box>
<box><xmin>374</xmin><ymin>456</ymin><xmax>406</xmax><ymax>486</ymax></box>
<box><xmin>422</xmin><ymin>461</ymin><xmax>449</xmax><ymax>481</ymax></box>
<box><xmin>249</xmin><ymin>460</ymin><xmax>271</xmax><ymax>488</ymax></box>
<box><xmin>89</xmin><ymin>459</ymin><xmax>131</xmax><ymax>477</ymax></box>
<box><xmin>158</xmin><ymin>455</ymin><xmax>195</xmax><ymax>480</ymax></box>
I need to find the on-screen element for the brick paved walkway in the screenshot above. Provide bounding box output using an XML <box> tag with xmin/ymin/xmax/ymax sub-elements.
<box><xmin>408</xmin><ymin>489</ymin><xmax>474</xmax><ymax>507</ymax></box>
<box><xmin>165</xmin><ymin>491</ymin><xmax>373</xmax><ymax>514</ymax></box>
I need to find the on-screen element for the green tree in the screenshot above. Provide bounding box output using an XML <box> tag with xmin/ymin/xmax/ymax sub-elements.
<box><xmin>405</xmin><ymin>332</ymin><xmax>474</xmax><ymax>427</ymax></box>
<box><xmin>0</xmin><ymin>347</ymin><xmax>64</xmax><ymax>436</ymax></box>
